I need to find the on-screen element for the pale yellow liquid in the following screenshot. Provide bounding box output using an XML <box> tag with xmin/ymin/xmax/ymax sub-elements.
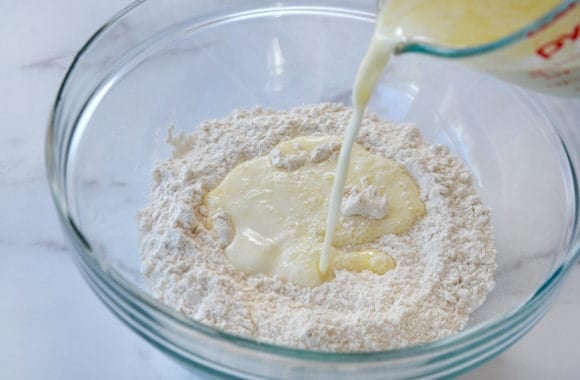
<box><xmin>206</xmin><ymin>0</ymin><xmax>578</xmax><ymax>285</ymax></box>
<box><xmin>377</xmin><ymin>0</ymin><xmax>562</xmax><ymax>48</ymax></box>
<box><xmin>319</xmin><ymin>38</ymin><xmax>399</xmax><ymax>274</ymax></box>
<box><xmin>206</xmin><ymin>136</ymin><xmax>424</xmax><ymax>287</ymax></box>
<box><xmin>376</xmin><ymin>0</ymin><xmax>580</xmax><ymax>96</ymax></box>
<box><xmin>320</xmin><ymin>0</ymin><xmax>577</xmax><ymax>273</ymax></box>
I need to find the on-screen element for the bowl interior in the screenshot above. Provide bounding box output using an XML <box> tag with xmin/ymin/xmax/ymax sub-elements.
<box><xmin>65</xmin><ymin>5</ymin><xmax>575</xmax><ymax>341</ymax></box>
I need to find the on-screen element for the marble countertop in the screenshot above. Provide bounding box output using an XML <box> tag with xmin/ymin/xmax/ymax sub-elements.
<box><xmin>2</xmin><ymin>1</ymin><xmax>579</xmax><ymax>379</ymax></box>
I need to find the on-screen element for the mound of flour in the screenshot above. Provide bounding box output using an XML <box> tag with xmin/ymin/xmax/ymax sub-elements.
<box><xmin>138</xmin><ymin>103</ymin><xmax>496</xmax><ymax>352</ymax></box>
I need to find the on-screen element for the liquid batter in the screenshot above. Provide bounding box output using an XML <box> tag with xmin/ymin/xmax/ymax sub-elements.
<box><xmin>205</xmin><ymin>136</ymin><xmax>424</xmax><ymax>287</ymax></box>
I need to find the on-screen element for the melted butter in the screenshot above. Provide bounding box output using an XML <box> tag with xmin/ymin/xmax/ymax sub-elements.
<box><xmin>333</xmin><ymin>249</ymin><xmax>396</xmax><ymax>275</ymax></box>
<box><xmin>205</xmin><ymin>136</ymin><xmax>424</xmax><ymax>287</ymax></box>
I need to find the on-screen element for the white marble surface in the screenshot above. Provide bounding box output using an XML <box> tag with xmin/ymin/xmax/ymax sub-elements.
<box><xmin>1</xmin><ymin>0</ymin><xmax>580</xmax><ymax>379</ymax></box>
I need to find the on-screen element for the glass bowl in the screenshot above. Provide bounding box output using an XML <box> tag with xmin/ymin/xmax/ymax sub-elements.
<box><xmin>46</xmin><ymin>0</ymin><xmax>580</xmax><ymax>378</ymax></box>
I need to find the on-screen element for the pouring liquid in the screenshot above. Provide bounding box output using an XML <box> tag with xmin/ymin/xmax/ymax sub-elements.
<box><xmin>319</xmin><ymin>0</ymin><xmax>579</xmax><ymax>274</ymax></box>
<box><xmin>319</xmin><ymin>37</ymin><xmax>399</xmax><ymax>273</ymax></box>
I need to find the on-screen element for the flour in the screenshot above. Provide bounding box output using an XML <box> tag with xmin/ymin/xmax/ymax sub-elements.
<box><xmin>211</xmin><ymin>209</ymin><xmax>234</xmax><ymax>248</ymax></box>
<box><xmin>270</xmin><ymin>147</ymin><xmax>307</xmax><ymax>171</ymax></box>
<box><xmin>310</xmin><ymin>141</ymin><xmax>341</xmax><ymax>163</ymax></box>
<box><xmin>341</xmin><ymin>182</ymin><xmax>388</xmax><ymax>219</ymax></box>
<box><xmin>138</xmin><ymin>103</ymin><xmax>496</xmax><ymax>352</ymax></box>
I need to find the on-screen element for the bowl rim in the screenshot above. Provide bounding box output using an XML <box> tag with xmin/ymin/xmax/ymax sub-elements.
<box><xmin>46</xmin><ymin>0</ymin><xmax>580</xmax><ymax>366</ymax></box>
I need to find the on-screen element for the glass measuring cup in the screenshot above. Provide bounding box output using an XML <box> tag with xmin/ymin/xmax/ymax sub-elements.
<box><xmin>377</xmin><ymin>0</ymin><xmax>580</xmax><ymax>96</ymax></box>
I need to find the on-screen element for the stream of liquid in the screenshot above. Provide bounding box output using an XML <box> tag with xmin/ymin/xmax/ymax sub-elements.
<box><xmin>319</xmin><ymin>37</ymin><xmax>400</xmax><ymax>274</ymax></box>
<box><xmin>319</xmin><ymin>0</ymin><xmax>570</xmax><ymax>274</ymax></box>
<box><xmin>206</xmin><ymin>1</ymin><xmax>577</xmax><ymax>283</ymax></box>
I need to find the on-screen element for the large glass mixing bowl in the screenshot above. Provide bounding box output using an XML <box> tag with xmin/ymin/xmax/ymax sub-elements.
<box><xmin>46</xmin><ymin>0</ymin><xmax>580</xmax><ymax>378</ymax></box>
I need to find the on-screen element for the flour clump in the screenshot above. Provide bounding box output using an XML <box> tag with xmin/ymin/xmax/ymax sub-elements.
<box><xmin>341</xmin><ymin>182</ymin><xmax>388</xmax><ymax>219</ymax></box>
<box><xmin>310</xmin><ymin>141</ymin><xmax>341</xmax><ymax>163</ymax></box>
<box><xmin>270</xmin><ymin>147</ymin><xmax>307</xmax><ymax>171</ymax></box>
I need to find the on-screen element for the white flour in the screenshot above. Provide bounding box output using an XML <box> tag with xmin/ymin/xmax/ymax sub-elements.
<box><xmin>138</xmin><ymin>103</ymin><xmax>496</xmax><ymax>352</ymax></box>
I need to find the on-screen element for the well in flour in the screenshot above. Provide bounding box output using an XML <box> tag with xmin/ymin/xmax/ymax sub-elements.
<box><xmin>138</xmin><ymin>103</ymin><xmax>496</xmax><ymax>352</ymax></box>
